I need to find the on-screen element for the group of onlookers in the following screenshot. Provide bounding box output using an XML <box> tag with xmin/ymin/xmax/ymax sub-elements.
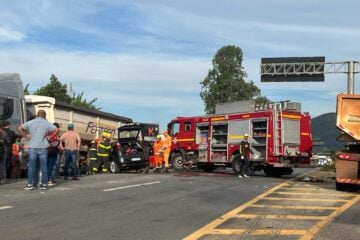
<box><xmin>16</xmin><ymin>110</ymin><xmax>81</xmax><ymax>190</ymax></box>
<box><xmin>1</xmin><ymin>111</ymin><xmax>175</xmax><ymax>190</ymax></box>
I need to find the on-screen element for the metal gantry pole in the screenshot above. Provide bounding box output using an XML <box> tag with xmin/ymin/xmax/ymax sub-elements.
<box><xmin>347</xmin><ymin>61</ymin><xmax>355</xmax><ymax>94</ymax></box>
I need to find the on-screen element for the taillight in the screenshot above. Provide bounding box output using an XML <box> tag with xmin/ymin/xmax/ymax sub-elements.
<box><xmin>337</xmin><ymin>153</ymin><xmax>358</xmax><ymax>161</ymax></box>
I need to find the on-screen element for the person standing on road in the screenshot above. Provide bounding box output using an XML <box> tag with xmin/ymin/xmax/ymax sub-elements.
<box><xmin>47</xmin><ymin>122</ymin><xmax>60</xmax><ymax>185</ymax></box>
<box><xmin>94</xmin><ymin>132</ymin><xmax>111</xmax><ymax>174</ymax></box>
<box><xmin>0</xmin><ymin>126</ymin><xmax>9</xmax><ymax>184</ymax></box>
<box><xmin>60</xmin><ymin>123</ymin><xmax>81</xmax><ymax>180</ymax></box>
<box><xmin>1</xmin><ymin>121</ymin><xmax>16</xmax><ymax>179</ymax></box>
<box><xmin>87</xmin><ymin>139</ymin><xmax>98</xmax><ymax>174</ymax></box>
<box><xmin>238</xmin><ymin>133</ymin><xmax>253</xmax><ymax>178</ymax></box>
<box><xmin>162</xmin><ymin>130</ymin><xmax>172</xmax><ymax>173</ymax></box>
<box><xmin>153</xmin><ymin>134</ymin><xmax>163</xmax><ymax>172</ymax></box>
<box><xmin>17</xmin><ymin>110</ymin><xmax>59</xmax><ymax>190</ymax></box>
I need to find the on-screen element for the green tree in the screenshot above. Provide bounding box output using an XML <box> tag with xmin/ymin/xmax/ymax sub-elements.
<box><xmin>34</xmin><ymin>74</ymin><xmax>71</xmax><ymax>103</ymax></box>
<box><xmin>71</xmin><ymin>91</ymin><xmax>99</xmax><ymax>110</ymax></box>
<box><xmin>33</xmin><ymin>74</ymin><xmax>99</xmax><ymax>109</ymax></box>
<box><xmin>200</xmin><ymin>45</ymin><xmax>269</xmax><ymax>114</ymax></box>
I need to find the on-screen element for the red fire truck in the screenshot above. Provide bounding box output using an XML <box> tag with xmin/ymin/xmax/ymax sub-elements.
<box><xmin>167</xmin><ymin>101</ymin><xmax>313</xmax><ymax>176</ymax></box>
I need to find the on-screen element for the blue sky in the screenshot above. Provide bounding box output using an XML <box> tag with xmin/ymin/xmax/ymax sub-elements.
<box><xmin>1</xmin><ymin>0</ymin><xmax>360</xmax><ymax>130</ymax></box>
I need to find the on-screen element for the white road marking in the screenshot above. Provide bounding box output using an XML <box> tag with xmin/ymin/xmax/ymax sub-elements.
<box><xmin>51</xmin><ymin>187</ymin><xmax>73</xmax><ymax>191</ymax></box>
<box><xmin>0</xmin><ymin>205</ymin><xmax>14</xmax><ymax>210</ymax></box>
<box><xmin>103</xmin><ymin>181</ymin><xmax>161</xmax><ymax>192</ymax></box>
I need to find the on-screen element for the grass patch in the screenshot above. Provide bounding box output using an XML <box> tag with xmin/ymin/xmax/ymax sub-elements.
<box><xmin>320</xmin><ymin>162</ymin><xmax>335</xmax><ymax>172</ymax></box>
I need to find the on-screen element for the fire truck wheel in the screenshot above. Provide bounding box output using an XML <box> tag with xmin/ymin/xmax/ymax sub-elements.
<box><xmin>171</xmin><ymin>152</ymin><xmax>184</xmax><ymax>171</ymax></box>
<box><xmin>231</xmin><ymin>154</ymin><xmax>241</xmax><ymax>175</ymax></box>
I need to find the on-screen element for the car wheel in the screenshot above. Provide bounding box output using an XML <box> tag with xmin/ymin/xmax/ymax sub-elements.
<box><xmin>110</xmin><ymin>161</ymin><xmax>121</xmax><ymax>173</ymax></box>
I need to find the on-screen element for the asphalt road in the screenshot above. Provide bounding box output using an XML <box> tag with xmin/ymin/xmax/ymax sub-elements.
<box><xmin>0</xmin><ymin>169</ymin><xmax>358</xmax><ymax>240</ymax></box>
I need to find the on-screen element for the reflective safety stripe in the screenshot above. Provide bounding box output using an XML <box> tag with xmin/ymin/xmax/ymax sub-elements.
<box><xmin>98</xmin><ymin>153</ymin><xmax>109</xmax><ymax>157</ymax></box>
<box><xmin>89</xmin><ymin>158</ymin><xmax>97</xmax><ymax>161</ymax></box>
<box><xmin>98</xmin><ymin>144</ymin><xmax>111</xmax><ymax>150</ymax></box>
<box><xmin>90</xmin><ymin>148</ymin><xmax>97</xmax><ymax>151</ymax></box>
<box><xmin>102</xmin><ymin>168</ymin><xmax>108</xmax><ymax>172</ymax></box>
<box><xmin>93</xmin><ymin>168</ymin><xmax>98</xmax><ymax>172</ymax></box>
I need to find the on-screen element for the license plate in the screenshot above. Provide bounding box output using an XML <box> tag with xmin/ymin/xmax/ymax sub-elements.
<box><xmin>131</xmin><ymin>157</ymin><xmax>141</xmax><ymax>161</ymax></box>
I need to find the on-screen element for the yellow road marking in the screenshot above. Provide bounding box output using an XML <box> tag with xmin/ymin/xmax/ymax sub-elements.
<box><xmin>206</xmin><ymin>229</ymin><xmax>307</xmax><ymax>235</ymax></box>
<box><xmin>183</xmin><ymin>180</ymin><xmax>291</xmax><ymax>240</ymax></box>
<box><xmin>299</xmin><ymin>194</ymin><xmax>360</xmax><ymax>240</ymax></box>
<box><xmin>275</xmin><ymin>191</ymin><xmax>357</xmax><ymax>197</ymax></box>
<box><xmin>264</xmin><ymin>197</ymin><xmax>349</xmax><ymax>202</ymax></box>
<box><xmin>183</xmin><ymin>171</ymin><xmax>359</xmax><ymax>240</ymax></box>
<box><xmin>236</xmin><ymin>214</ymin><xmax>325</xmax><ymax>220</ymax></box>
<box><xmin>251</xmin><ymin>204</ymin><xmax>338</xmax><ymax>210</ymax></box>
<box><xmin>284</xmin><ymin>185</ymin><xmax>335</xmax><ymax>191</ymax></box>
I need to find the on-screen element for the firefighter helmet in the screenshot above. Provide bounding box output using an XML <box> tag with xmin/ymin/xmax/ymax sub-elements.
<box><xmin>102</xmin><ymin>132</ymin><xmax>111</xmax><ymax>138</ymax></box>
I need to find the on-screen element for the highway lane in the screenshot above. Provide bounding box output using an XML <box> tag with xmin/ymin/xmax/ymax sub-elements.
<box><xmin>0</xmin><ymin>169</ymin><xmax>289</xmax><ymax>240</ymax></box>
<box><xmin>0</xmin><ymin>169</ymin><xmax>357</xmax><ymax>240</ymax></box>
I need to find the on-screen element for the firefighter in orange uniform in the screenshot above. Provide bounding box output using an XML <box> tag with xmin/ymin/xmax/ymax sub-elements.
<box><xmin>162</xmin><ymin>130</ymin><xmax>172</xmax><ymax>173</ymax></box>
<box><xmin>153</xmin><ymin>135</ymin><xmax>163</xmax><ymax>172</ymax></box>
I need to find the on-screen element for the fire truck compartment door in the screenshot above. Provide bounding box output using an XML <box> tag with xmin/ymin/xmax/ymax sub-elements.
<box><xmin>228</xmin><ymin>119</ymin><xmax>250</xmax><ymax>143</ymax></box>
<box><xmin>283</xmin><ymin>119</ymin><xmax>300</xmax><ymax>144</ymax></box>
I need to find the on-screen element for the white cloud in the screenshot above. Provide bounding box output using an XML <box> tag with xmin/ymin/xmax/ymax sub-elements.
<box><xmin>0</xmin><ymin>27</ymin><xmax>25</xmax><ymax>42</ymax></box>
<box><xmin>1</xmin><ymin>0</ymin><xmax>360</xmax><ymax>125</ymax></box>
<box><xmin>0</xmin><ymin>46</ymin><xmax>210</xmax><ymax>107</ymax></box>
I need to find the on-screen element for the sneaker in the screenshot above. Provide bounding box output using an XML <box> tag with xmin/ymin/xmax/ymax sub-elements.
<box><xmin>40</xmin><ymin>185</ymin><xmax>48</xmax><ymax>190</ymax></box>
<box><xmin>243</xmin><ymin>174</ymin><xmax>250</xmax><ymax>178</ymax></box>
<box><xmin>24</xmin><ymin>185</ymin><xmax>35</xmax><ymax>190</ymax></box>
<box><xmin>238</xmin><ymin>175</ymin><xmax>244</xmax><ymax>178</ymax></box>
<box><xmin>72</xmin><ymin>177</ymin><xmax>79</xmax><ymax>180</ymax></box>
<box><xmin>48</xmin><ymin>181</ymin><xmax>56</xmax><ymax>186</ymax></box>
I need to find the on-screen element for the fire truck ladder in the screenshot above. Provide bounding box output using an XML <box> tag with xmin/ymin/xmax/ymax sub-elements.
<box><xmin>273</xmin><ymin>102</ymin><xmax>284</xmax><ymax>156</ymax></box>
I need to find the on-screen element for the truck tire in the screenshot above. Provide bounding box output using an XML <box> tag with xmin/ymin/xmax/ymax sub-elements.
<box><xmin>232</xmin><ymin>154</ymin><xmax>240</xmax><ymax>175</ymax></box>
<box><xmin>171</xmin><ymin>152</ymin><xmax>184</xmax><ymax>171</ymax></box>
<box><xmin>336</xmin><ymin>182</ymin><xmax>346</xmax><ymax>191</ymax></box>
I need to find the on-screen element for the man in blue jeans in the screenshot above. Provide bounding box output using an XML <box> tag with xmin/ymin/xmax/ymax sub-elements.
<box><xmin>18</xmin><ymin>110</ymin><xmax>59</xmax><ymax>190</ymax></box>
<box><xmin>60</xmin><ymin>123</ymin><xmax>81</xmax><ymax>180</ymax></box>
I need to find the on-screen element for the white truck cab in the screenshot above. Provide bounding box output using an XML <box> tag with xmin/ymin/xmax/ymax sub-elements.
<box><xmin>0</xmin><ymin>73</ymin><xmax>26</xmax><ymax>130</ymax></box>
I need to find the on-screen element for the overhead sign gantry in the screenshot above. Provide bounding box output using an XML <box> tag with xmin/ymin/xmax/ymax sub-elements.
<box><xmin>260</xmin><ymin>57</ymin><xmax>359</xmax><ymax>93</ymax></box>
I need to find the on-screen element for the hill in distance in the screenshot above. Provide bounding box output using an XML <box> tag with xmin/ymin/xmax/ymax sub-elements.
<box><xmin>311</xmin><ymin>112</ymin><xmax>345</xmax><ymax>151</ymax></box>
